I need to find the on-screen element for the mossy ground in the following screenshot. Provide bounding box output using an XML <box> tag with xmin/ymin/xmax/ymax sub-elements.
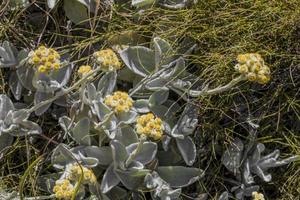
<box><xmin>0</xmin><ymin>0</ymin><xmax>300</xmax><ymax>199</ymax></box>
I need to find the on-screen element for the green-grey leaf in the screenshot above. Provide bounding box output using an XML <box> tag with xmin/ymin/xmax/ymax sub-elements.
<box><xmin>153</xmin><ymin>37</ymin><xmax>172</xmax><ymax>65</ymax></box>
<box><xmin>12</xmin><ymin>109</ymin><xmax>30</xmax><ymax>123</ymax></box>
<box><xmin>9</xmin><ymin>72</ymin><xmax>23</xmax><ymax>100</ymax></box>
<box><xmin>115</xmin><ymin>168</ymin><xmax>150</xmax><ymax>190</ymax></box>
<box><xmin>50</xmin><ymin>63</ymin><xmax>73</xmax><ymax>87</ymax></box>
<box><xmin>133</xmin><ymin>99</ymin><xmax>150</xmax><ymax>113</ymax></box>
<box><xmin>111</xmin><ymin>140</ymin><xmax>128</xmax><ymax>170</ymax></box>
<box><xmin>84</xmin><ymin>146</ymin><xmax>113</xmax><ymax>166</ymax></box>
<box><xmin>97</xmin><ymin>71</ymin><xmax>117</xmax><ymax>96</ymax></box>
<box><xmin>145</xmin><ymin>77</ymin><xmax>168</xmax><ymax>91</ymax></box>
<box><xmin>0</xmin><ymin>94</ymin><xmax>14</xmax><ymax>120</ymax></box>
<box><xmin>221</xmin><ymin>138</ymin><xmax>244</xmax><ymax>175</ymax></box>
<box><xmin>119</xmin><ymin>46</ymin><xmax>155</xmax><ymax>77</ymax></box>
<box><xmin>149</xmin><ymin>89</ymin><xmax>169</xmax><ymax>107</ymax></box>
<box><xmin>64</xmin><ymin>0</ymin><xmax>89</xmax><ymax>24</ymax></box>
<box><xmin>157</xmin><ymin>166</ymin><xmax>203</xmax><ymax>188</ymax></box>
<box><xmin>34</xmin><ymin>91</ymin><xmax>53</xmax><ymax>116</ymax></box>
<box><xmin>100</xmin><ymin>164</ymin><xmax>120</xmax><ymax>193</ymax></box>
<box><xmin>92</xmin><ymin>100</ymin><xmax>112</xmax><ymax>121</ymax></box>
<box><xmin>176</xmin><ymin>136</ymin><xmax>196</xmax><ymax>166</ymax></box>
<box><xmin>16</xmin><ymin>65</ymin><xmax>35</xmax><ymax>91</ymax></box>
<box><xmin>126</xmin><ymin>142</ymin><xmax>157</xmax><ymax>165</ymax></box>
<box><xmin>218</xmin><ymin>192</ymin><xmax>229</xmax><ymax>200</ymax></box>
<box><xmin>72</xmin><ymin>117</ymin><xmax>91</xmax><ymax>146</ymax></box>
<box><xmin>116</xmin><ymin>126</ymin><xmax>138</xmax><ymax>146</ymax></box>
<box><xmin>117</xmin><ymin>111</ymin><xmax>138</xmax><ymax>125</ymax></box>
<box><xmin>58</xmin><ymin>116</ymin><xmax>73</xmax><ymax>134</ymax></box>
<box><xmin>51</xmin><ymin>144</ymin><xmax>76</xmax><ymax>169</ymax></box>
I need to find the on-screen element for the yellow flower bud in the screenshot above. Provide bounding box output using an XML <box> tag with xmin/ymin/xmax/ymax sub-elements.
<box><xmin>45</xmin><ymin>61</ymin><xmax>52</xmax><ymax>69</ymax></box>
<box><xmin>38</xmin><ymin>65</ymin><xmax>47</xmax><ymax>73</ymax></box>
<box><xmin>251</xmin><ymin>63</ymin><xmax>261</xmax><ymax>73</ymax></box>
<box><xmin>38</xmin><ymin>45</ymin><xmax>46</xmax><ymax>50</ymax></box>
<box><xmin>48</xmin><ymin>55</ymin><xmax>55</xmax><ymax>61</ymax></box>
<box><xmin>53</xmin><ymin>63</ymin><xmax>60</xmax><ymax>70</ymax></box>
<box><xmin>237</xmin><ymin>53</ymin><xmax>250</xmax><ymax>64</ymax></box>
<box><xmin>32</xmin><ymin>56</ymin><xmax>40</xmax><ymax>64</ymax></box>
<box><xmin>41</xmin><ymin>57</ymin><xmax>47</xmax><ymax>63</ymax></box>
<box><xmin>247</xmin><ymin>72</ymin><xmax>257</xmax><ymax>82</ymax></box>
<box><xmin>238</xmin><ymin>64</ymin><xmax>248</xmax><ymax>74</ymax></box>
<box><xmin>257</xmin><ymin>74</ymin><xmax>270</xmax><ymax>84</ymax></box>
<box><xmin>78</xmin><ymin>65</ymin><xmax>92</xmax><ymax>76</ymax></box>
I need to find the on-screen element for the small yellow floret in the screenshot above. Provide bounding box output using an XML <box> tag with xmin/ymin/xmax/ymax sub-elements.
<box><xmin>247</xmin><ymin>72</ymin><xmax>257</xmax><ymax>82</ymax></box>
<box><xmin>38</xmin><ymin>65</ymin><xmax>47</xmax><ymax>73</ymax></box>
<box><xmin>238</xmin><ymin>64</ymin><xmax>248</xmax><ymax>74</ymax></box>
<box><xmin>237</xmin><ymin>53</ymin><xmax>250</xmax><ymax>64</ymax></box>
<box><xmin>48</xmin><ymin>55</ymin><xmax>55</xmax><ymax>61</ymax></box>
<box><xmin>32</xmin><ymin>56</ymin><xmax>40</xmax><ymax>64</ymax></box>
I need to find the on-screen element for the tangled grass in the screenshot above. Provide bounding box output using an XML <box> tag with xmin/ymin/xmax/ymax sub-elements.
<box><xmin>0</xmin><ymin>0</ymin><xmax>300</xmax><ymax>199</ymax></box>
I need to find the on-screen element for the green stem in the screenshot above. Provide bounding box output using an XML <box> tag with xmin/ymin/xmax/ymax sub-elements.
<box><xmin>189</xmin><ymin>75</ymin><xmax>246</xmax><ymax>97</ymax></box>
<box><xmin>94</xmin><ymin>111</ymin><xmax>114</xmax><ymax>130</ymax></box>
<box><xmin>24</xmin><ymin>194</ymin><xmax>56</xmax><ymax>200</ymax></box>
<box><xmin>129</xmin><ymin>68</ymin><xmax>166</xmax><ymax>96</ymax></box>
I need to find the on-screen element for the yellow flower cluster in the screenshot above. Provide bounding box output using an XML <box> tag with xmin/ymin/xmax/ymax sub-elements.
<box><xmin>252</xmin><ymin>192</ymin><xmax>265</xmax><ymax>200</ymax></box>
<box><xmin>28</xmin><ymin>45</ymin><xmax>61</xmax><ymax>74</ymax></box>
<box><xmin>68</xmin><ymin>164</ymin><xmax>97</xmax><ymax>184</ymax></box>
<box><xmin>77</xmin><ymin>65</ymin><xmax>92</xmax><ymax>76</ymax></box>
<box><xmin>235</xmin><ymin>53</ymin><xmax>271</xmax><ymax>84</ymax></box>
<box><xmin>136</xmin><ymin>113</ymin><xmax>163</xmax><ymax>140</ymax></box>
<box><xmin>104</xmin><ymin>91</ymin><xmax>133</xmax><ymax>113</ymax></box>
<box><xmin>53</xmin><ymin>179</ymin><xmax>74</xmax><ymax>199</ymax></box>
<box><xmin>93</xmin><ymin>49</ymin><xmax>122</xmax><ymax>71</ymax></box>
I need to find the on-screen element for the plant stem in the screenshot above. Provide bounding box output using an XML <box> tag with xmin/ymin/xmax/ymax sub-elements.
<box><xmin>27</xmin><ymin>68</ymin><xmax>103</xmax><ymax>114</ymax></box>
<box><xmin>129</xmin><ymin>68</ymin><xmax>166</xmax><ymax>96</ymax></box>
<box><xmin>24</xmin><ymin>194</ymin><xmax>56</xmax><ymax>200</ymax></box>
<box><xmin>189</xmin><ymin>75</ymin><xmax>246</xmax><ymax>97</ymax></box>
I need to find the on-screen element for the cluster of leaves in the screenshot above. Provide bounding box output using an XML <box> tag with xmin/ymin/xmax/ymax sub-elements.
<box><xmin>1</xmin><ymin>1</ymin><xmax>299</xmax><ymax>200</ymax></box>
<box><xmin>0</xmin><ymin>35</ymin><xmax>211</xmax><ymax>199</ymax></box>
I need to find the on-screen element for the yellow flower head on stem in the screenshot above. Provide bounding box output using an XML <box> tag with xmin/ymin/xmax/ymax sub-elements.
<box><xmin>53</xmin><ymin>179</ymin><xmax>74</xmax><ymax>199</ymax></box>
<box><xmin>236</xmin><ymin>53</ymin><xmax>271</xmax><ymax>84</ymax></box>
<box><xmin>28</xmin><ymin>45</ymin><xmax>61</xmax><ymax>74</ymax></box>
<box><xmin>252</xmin><ymin>192</ymin><xmax>265</xmax><ymax>200</ymax></box>
<box><xmin>104</xmin><ymin>91</ymin><xmax>133</xmax><ymax>113</ymax></box>
<box><xmin>93</xmin><ymin>48</ymin><xmax>122</xmax><ymax>71</ymax></box>
<box><xmin>136</xmin><ymin>113</ymin><xmax>164</xmax><ymax>140</ymax></box>
<box><xmin>68</xmin><ymin>164</ymin><xmax>97</xmax><ymax>185</ymax></box>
